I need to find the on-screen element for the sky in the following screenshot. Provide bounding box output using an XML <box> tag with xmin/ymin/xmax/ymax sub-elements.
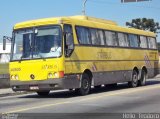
<box><xmin>0</xmin><ymin>0</ymin><xmax>160</xmax><ymax>42</ymax></box>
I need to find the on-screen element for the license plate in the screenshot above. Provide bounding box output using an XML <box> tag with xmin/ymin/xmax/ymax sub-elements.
<box><xmin>30</xmin><ymin>86</ymin><xmax>39</xmax><ymax>90</ymax></box>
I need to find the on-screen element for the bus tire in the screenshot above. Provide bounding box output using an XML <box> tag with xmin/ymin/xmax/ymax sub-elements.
<box><xmin>37</xmin><ymin>91</ymin><xmax>50</xmax><ymax>96</ymax></box>
<box><xmin>77</xmin><ymin>73</ymin><xmax>91</xmax><ymax>96</ymax></box>
<box><xmin>138</xmin><ymin>70</ymin><xmax>146</xmax><ymax>86</ymax></box>
<box><xmin>128</xmin><ymin>70</ymin><xmax>138</xmax><ymax>88</ymax></box>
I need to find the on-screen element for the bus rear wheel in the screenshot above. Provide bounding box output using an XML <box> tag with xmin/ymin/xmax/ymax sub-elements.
<box><xmin>76</xmin><ymin>73</ymin><xmax>91</xmax><ymax>96</ymax></box>
<box><xmin>37</xmin><ymin>91</ymin><xmax>50</xmax><ymax>96</ymax></box>
<box><xmin>128</xmin><ymin>70</ymin><xmax>138</xmax><ymax>88</ymax></box>
<box><xmin>138</xmin><ymin>70</ymin><xmax>147</xmax><ymax>86</ymax></box>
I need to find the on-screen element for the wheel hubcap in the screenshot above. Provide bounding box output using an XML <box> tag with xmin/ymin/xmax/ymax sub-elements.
<box><xmin>133</xmin><ymin>74</ymin><xmax>138</xmax><ymax>85</ymax></box>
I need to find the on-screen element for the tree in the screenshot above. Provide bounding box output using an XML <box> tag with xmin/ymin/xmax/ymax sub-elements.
<box><xmin>126</xmin><ymin>18</ymin><xmax>160</xmax><ymax>33</ymax></box>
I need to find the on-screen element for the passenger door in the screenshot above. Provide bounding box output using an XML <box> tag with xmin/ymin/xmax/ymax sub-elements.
<box><xmin>64</xmin><ymin>24</ymin><xmax>74</xmax><ymax>74</ymax></box>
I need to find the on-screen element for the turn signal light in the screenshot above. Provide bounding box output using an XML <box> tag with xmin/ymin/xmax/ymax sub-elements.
<box><xmin>48</xmin><ymin>71</ymin><xmax>64</xmax><ymax>79</ymax></box>
<box><xmin>48</xmin><ymin>73</ymin><xmax>54</xmax><ymax>79</ymax></box>
<box><xmin>59</xmin><ymin>71</ymin><xmax>64</xmax><ymax>78</ymax></box>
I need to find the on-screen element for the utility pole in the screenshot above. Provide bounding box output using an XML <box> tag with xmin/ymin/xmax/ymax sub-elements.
<box><xmin>82</xmin><ymin>0</ymin><xmax>87</xmax><ymax>16</ymax></box>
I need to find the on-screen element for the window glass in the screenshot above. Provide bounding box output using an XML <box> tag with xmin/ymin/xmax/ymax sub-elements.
<box><xmin>97</xmin><ymin>30</ymin><xmax>105</xmax><ymax>45</ymax></box>
<box><xmin>118</xmin><ymin>33</ymin><xmax>129</xmax><ymax>47</ymax></box>
<box><xmin>105</xmin><ymin>31</ymin><xmax>117</xmax><ymax>46</ymax></box>
<box><xmin>64</xmin><ymin>24</ymin><xmax>74</xmax><ymax>52</ymax></box>
<box><xmin>76</xmin><ymin>26</ymin><xmax>91</xmax><ymax>44</ymax></box>
<box><xmin>34</xmin><ymin>27</ymin><xmax>62</xmax><ymax>58</ymax></box>
<box><xmin>128</xmin><ymin>34</ymin><xmax>139</xmax><ymax>48</ymax></box>
<box><xmin>11</xmin><ymin>26</ymin><xmax>62</xmax><ymax>61</ymax></box>
<box><xmin>148</xmin><ymin>37</ymin><xmax>157</xmax><ymax>49</ymax></box>
<box><xmin>140</xmin><ymin>36</ymin><xmax>148</xmax><ymax>48</ymax></box>
<box><xmin>90</xmin><ymin>29</ymin><xmax>100</xmax><ymax>45</ymax></box>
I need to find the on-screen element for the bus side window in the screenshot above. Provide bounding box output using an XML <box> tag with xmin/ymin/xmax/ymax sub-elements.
<box><xmin>140</xmin><ymin>36</ymin><xmax>148</xmax><ymax>48</ymax></box>
<box><xmin>90</xmin><ymin>28</ymin><xmax>100</xmax><ymax>45</ymax></box>
<box><xmin>97</xmin><ymin>30</ymin><xmax>105</xmax><ymax>45</ymax></box>
<box><xmin>105</xmin><ymin>31</ymin><xmax>118</xmax><ymax>46</ymax></box>
<box><xmin>128</xmin><ymin>34</ymin><xmax>139</xmax><ymax>48</ymax></box>
<box><xmin>118</xmin><ymin>33</ymin><xmax>129</xmax><ymax>47</ymax></box>
<box><xmin>76</xmin><ymin>26</ymin><xmax>91</xmax><ymax>45</ymax></box>
<box><xmin>148</xmin><ymin>37</ymin><xmax>157</xmax><ymax>49</ymax></box>
<box><xmin>64</xmin><ymin>24</ymin><xmax>74</xmax><ymax>57</ymax></box>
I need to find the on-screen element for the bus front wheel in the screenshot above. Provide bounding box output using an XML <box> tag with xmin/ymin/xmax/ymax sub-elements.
<box><xmin>37</xmin><ymin>91</ymin><xmax>50</xmax><ymax>96</ymax></box>
<box><xmin>76</xmin><ymin>73</ymin><xmax>91</xmax><ymax>96</ymax></box>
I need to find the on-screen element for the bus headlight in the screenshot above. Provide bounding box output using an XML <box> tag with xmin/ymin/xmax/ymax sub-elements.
<box><xmin>54</xmin><ymin>71</ymin><xmax>64</xmax><ymax>78</ymax></box>
<box><xmin>48</xmin><ymin>73</ymin><xmax>54</xmax><ymax>79</ymax></box>
<box><xmin>15</xmin><ymin>75</ymin><xmax>19</xmax><ymax>80</ymax></box>
<box><xmin>11</xmin><ymin>75</ymin><xmax>19</xmax><ymax>80</ymax></box>
<box><xmin>48</xmin><ymin>71</ymin><xmax>64</xmax><ymax>79</ymax></box>
<box><xmin>54</xmin><ymin>72</ymin><xmax>59</xmax><ymax>78</ymax></box>
<box><xmin>11</xmin><ymin>75</ymin><xmax>15</xmax><ymax>80</ymax></box>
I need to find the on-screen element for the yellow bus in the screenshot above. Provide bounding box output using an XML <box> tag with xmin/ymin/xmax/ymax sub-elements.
<box><xmin>5</xmin><ymin>16</ymin><xmax>159</xmax><ymax>96</ymax></box>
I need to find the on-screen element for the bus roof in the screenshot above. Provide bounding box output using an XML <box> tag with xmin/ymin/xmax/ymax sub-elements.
<box><xmin>14</xmin><ymin>15</ymin><xmax>156</xmax><ymax>37</ymax></box>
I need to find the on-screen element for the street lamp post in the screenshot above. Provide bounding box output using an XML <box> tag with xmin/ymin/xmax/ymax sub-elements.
<box><xmin>82</xmin><ymin>0</ymin><xmax>87</xmax><ymax>15</ymax></box>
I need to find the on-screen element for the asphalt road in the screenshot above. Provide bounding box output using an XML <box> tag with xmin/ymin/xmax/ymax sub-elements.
<box><xmin>1</xmin><ymin>78</ymin><xmax>160</xmax><ymax>119</ymax></box>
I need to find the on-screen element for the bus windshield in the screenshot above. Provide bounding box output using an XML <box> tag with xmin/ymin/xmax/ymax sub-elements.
<box><xmin>11</xmin><ymin>26</ymin><xmax>62</xmax><ymax>61</ymax></box>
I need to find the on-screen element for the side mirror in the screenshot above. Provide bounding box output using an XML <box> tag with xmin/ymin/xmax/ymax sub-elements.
<box><xmin>3</xmin><ymin>36</ymin><xmax>12</xmax><ymax>50</ymax></box>
<box><xmin>3</xmin><ymin>37</ymin><xmax>6</xmax><ymax>50</ymax></box>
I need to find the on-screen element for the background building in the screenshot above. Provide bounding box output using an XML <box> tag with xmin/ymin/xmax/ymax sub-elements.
<box><xmin>0</xmin><ymin>43</ymin><xmax>11</xmax><ymax>88</ymax></box>
<box><xmin>0</xmin><ymin>43</ymin><xmax>11</xmax><ymax>63</ymax></box>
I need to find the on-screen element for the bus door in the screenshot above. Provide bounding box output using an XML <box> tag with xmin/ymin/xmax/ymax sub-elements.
<box><xmin>64</xmin><ymin>24</ymin><xmax>74</xmax><ymax>74</ymax></box>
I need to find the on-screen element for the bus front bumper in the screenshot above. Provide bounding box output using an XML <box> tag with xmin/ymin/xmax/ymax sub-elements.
<box><xmin>10</xmin><ymin>75</ymin><xmax>80</xmax><ymax>92</ymax></box>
